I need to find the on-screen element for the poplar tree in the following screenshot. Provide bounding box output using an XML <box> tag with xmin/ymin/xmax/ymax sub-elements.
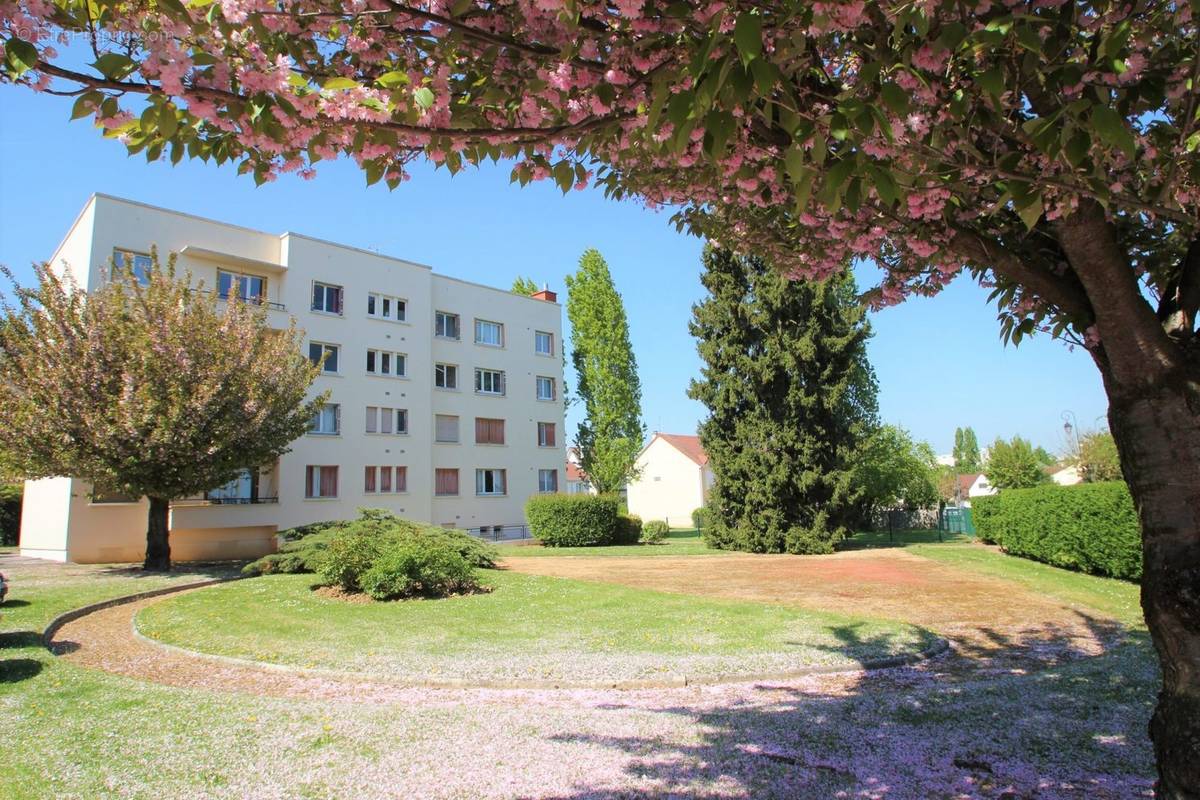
<box><xmin>953</xmin><ymin>427</ymin><xmax>983</xmax><ymax>472</ymax></box>
<box><xmin>689</xmin><ymin>247</ymin><xmax>878</xmax><ymax>554</ymax></box>
<box><xmin>0</xmin><ymin>255</ymin><xmax>324</xmax><ymax>570</ymax></box>
<box><xmin>564</xmin><ymin>249</ymin><xmax>644</xmax><ymax>494</ymax></box>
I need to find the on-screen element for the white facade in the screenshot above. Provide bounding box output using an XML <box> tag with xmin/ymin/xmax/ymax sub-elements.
<box><xmin>19</xmin><ymin>194</ymin><xmax>565</xmax><ymax>563</ymax></box>
<box><xmin>625</xmin><ymin>434</ymin><xmax>713</xmax><ymax>527</ymax></box>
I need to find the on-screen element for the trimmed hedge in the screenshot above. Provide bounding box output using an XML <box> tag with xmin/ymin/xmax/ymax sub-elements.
<box><xmin>972</xmin><ymin>482</ymin><xmax>1141</xmax><ymax>580</ymax></box>
<box><xmin>614</xmin><ymin>513</ymin><xmax>643</xmax><ymax>545</ymax></box>
<box><xmin>525</xmin><ymin>494</ymin><xmax>619</xmax><ymax>547</ymax></box>
<box><xmin>0</xmin><ymin>484</ymin><xmax>21</xmax><ymax>547</ymax></box>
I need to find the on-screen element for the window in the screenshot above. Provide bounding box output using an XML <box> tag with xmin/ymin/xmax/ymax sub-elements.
<box><xmin>475</xmin><ymin>468</ymin><xmax>507</xmax><ymax>496</ymax></box>
<box><xmin>435</xmin><ymin>468</ymin><xmax>459</xmax><ymax>496</ymax></box>
<box><xmin>474</xmin><ymin>319</ymin><xmax>504</xmax><ymax>347</ymax></box>
<box><xmin>537</xmin><ymin>422</ymin><xmax>556</xmax><ymax>447</ymax></box>
<box><xmin>366</xmin><ymin>406</ymin><xmax>408</xmax><ymax>435</ymax></box>
<box><xmin>112</xmin><ymin>249</ymin><xmax>152</xmax><ymax>285</ymax></box>
<box><xmin>474</xmin><ymin>368</ymin><xmax>506</xmax><ymax>396</ymax></box>
<box><xmin>535</xmin><ymin>331</ymin><xmax>553</xmax><ymax>356</ymax></box>
<box><xmin>538</xmin><ymin>469</ymin><xmax>559</xmax><ymax>493</ymax></box>
<box><xmin>305</xmin><ymin>465</ymin><xmax>338</xmax><ymax>498</ymax></box>
<box><xmin>366</xmin><ymin>349</ymin><xmax>407</xmax><ymax>378</ymax></box>
<box><xmin>536</xmin><ymin>376</ymin><xmax>556</xmax><ymax>401</ymax></box>
<box><xmin>367</xmin><ymin>292</ymin><xmax>407</xmax><ymax>322</ymax></box>
<box><xmin>217</xmin><ymin>269</ymin><xmax>266</xmax><ymax>304</ymax></box>
<box><xmin>311</xmin><ymin>281</ymin><xmax>344</xmax><ymax>314</ymax></box>
<box><xmin>435</xmin><ymin>414</ymin><xmax>460</xmax><ymax>443</ymax></box>
<box><xmin>475</xmin><ymin>417</ymin><xmax>505</xmax><ymax>445</ymax></box>
<box><xmin>435</xmin><ymin>311</ymin><xmax>460</xmax><ymax>339</ymax></box>
<box><xmin>365</xmin><ymin>466</ymin><xmax>408</xmax><ymax>493</ymax></box>
<box><xmin>309</xmin><ymin>404</ymin><xmax>340</xmax><ymax>435</ymax></box>
<box><xmin>308</xmin><ymin>342</ymin><xmax>339</xmax><ymax>373</ymax></box>
<box><xmin>435</xmin><ymin>363</ymin><xmax>458</xmax><ymax>389</ymax></box>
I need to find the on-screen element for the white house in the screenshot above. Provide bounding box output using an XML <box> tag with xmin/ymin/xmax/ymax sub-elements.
<box><xmin>1047</xmin><ymin>464</ymin><xmax>1084</xmax><ymax>485</ymax></box>
<box><xmin>626</xmin><ymin>433</ymin><xmax>713</xmax><ymax>527</ymax></box>
<box><xmin>19</xmin><ymin>194</ymin><xmax>566</xmax><ymax>563</ymax></box>
<box><xmin>954</xmin><ymin>473</ymin><xmax>998</xmax><ymax>507</ymax></box>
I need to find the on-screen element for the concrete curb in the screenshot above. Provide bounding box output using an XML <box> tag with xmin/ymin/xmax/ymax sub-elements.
<box><xmin>42</xmin><ymin>577</ymin><xmax>241</xmax><ymax>653</ymax></box>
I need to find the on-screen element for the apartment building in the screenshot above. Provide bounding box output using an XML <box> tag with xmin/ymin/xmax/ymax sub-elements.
<box><xmin>18</xmin><ymin>195</ymin><xmax>566</xmax><ymax>563</ymax></box>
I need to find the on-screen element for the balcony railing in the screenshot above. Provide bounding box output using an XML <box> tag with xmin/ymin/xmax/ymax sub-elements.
<box><xmin>174</xmin><ymin>496</ymin><xmax>279</xmax><ymax>507</ymax></box>
<box><xmin>209</xmin><ymin>290</ymin><xmax>287</xmax><ymax>312</ymax></box>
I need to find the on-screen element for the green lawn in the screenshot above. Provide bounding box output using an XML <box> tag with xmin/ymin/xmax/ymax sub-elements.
<box><xmin>0</xmin><ymin>543</ymin><xmax>1156</xmax><ymax>798</ymax></box>
<box><xmin>501</xmin><ymin>528</ymin><xmax>720</xmax><ymax>557</ymax></box>
<box><xmin>136</xmin><ymin>570</ymin><xmax>936</xmax><ymax>682</ymax></box>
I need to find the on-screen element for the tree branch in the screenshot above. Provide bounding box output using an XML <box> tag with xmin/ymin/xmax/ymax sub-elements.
<box><xmin>949</xmin><ymin>227</ymin><xmax>1093</xmax><ymax>323</ymax></box>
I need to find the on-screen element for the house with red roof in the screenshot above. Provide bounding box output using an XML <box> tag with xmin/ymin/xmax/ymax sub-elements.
<box><xmin>626</xmin><ymin>433</ymin><xmax>714</xmax><ymax>526</ymax></box>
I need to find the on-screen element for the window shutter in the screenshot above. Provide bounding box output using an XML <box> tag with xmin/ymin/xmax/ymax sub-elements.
<box><xmin>475</xmin><ymin>417</ymin><xmax>486</xmax><ymax>443</ymax></box>
<box><xmin>395</xmin><ymin>466</ymin><xmax>407</xmax><ymax>492</ymax></box>
<box><xmin>494</xmin><ymin>419</ymin><xmax>505</xmax><ymax>445</ymax></box>
<box><xmin>448</xmin><ymin>469</ymin><xmax>458</xmax><ymax>494</ymax></box>
<box><xmin>366</xmin><ymin>407</ymin><xmax>377</xmax><ymax>434</ymax></box>
<box><xmin>547</xmin><ymin>423</ymin><xmax>555</xmax><ymax>447</ymax></box>
<box><xmin>476</xmin><ymin>469</ymin><xmax>485</xmax><ymax>495</ymax></box>
<box><xmin>364</xmin><ymin>466</ymin><xmax>376</xmax><ymax>493</ymax></box>
<box><xmin>381</xmin><ymin>408</ymin><xmax>392</xmax><ymax>435</ymax></box>
<box><xmin>380</xmin><ymin>466</ymin><xmax>392</xmax><ymax>493</ymax></box>
<box><xmin>322</xmin><ymin>466</ymin><xmax>337</xmax><ymax>497</ymax></box>
<box><xmin>333</xmin><ymin>405</ymin><xmax>341</xmax><ymax>434</ymax></box>
<box><xmin>305</xmin><ymin>465</ymin><xmax>314</xmax><ymax>498</ymax></box>
<box><xmin>335</xmin><ymin>287</ymin><xmax>344</xmax><ymax>314</ymax></box>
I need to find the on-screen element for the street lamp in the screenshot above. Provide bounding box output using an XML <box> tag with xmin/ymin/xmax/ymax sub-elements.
<box><xmin>1062</xmin><ymin>410</ymin><xmax>1079</xmax><ymax>454</ymax></box>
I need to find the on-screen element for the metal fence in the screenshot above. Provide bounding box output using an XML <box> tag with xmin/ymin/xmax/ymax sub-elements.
<box><xmin>869</xmin><ymin>507</ymin><xmax>941</xmax><ymax>532</ymax></box>
<box><xmin>466</xmin><ymin>524</ymin><xmax>533</xmax><ymax>542</ymax></box>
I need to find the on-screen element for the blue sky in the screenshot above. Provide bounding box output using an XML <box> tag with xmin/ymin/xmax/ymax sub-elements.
<box><xmin>0</xmin><ymin>84</ymin><xmax>1109</xmax><ymax>456</ymax></box>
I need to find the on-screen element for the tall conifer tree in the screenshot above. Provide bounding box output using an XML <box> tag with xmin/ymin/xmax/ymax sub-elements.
<box><xmin>565</xmin><ymin>249</ymin><xmax>644</xmax><ymax>493</ymax></box>
<box><xmin>688</xmin><ymin>247</ymin><xmax>878</xmax><ymax>554</ymax></box>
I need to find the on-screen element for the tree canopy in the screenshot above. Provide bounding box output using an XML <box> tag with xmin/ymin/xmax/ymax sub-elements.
<box><xmin>0</xmin><ymin>255</ymin><xmax>324</xmax><ymax>568</ymax></box>
<box><xmin>689</xmin><ymin>247</ymin><xmax>877</xmax><ymax>554</ymax></box>
<box><xmin>4</xmin><ymin>1</ymin><xmax>1196</xmax><ymax>347</ymax></box>
<box><xmin>854</xmin><ymin>424</ymin><xmax>940</xmax><ymax>514</ymax></box>
<box><xmin>952</xmin><ymin>426</ymin><xmax>982</xmax><ymax>473</ymax></box>
<box><xmin>984</xmin><ymin>435</ymin><xmax>1052</xmax><ymax>490</ymax></box>
<box><xmin>565</xmin><ymin>249</ymin><xmax>644</xmax><ymax>494</ymax></box>
<box><xmin>1077</xmin><ymin>429</ymin><xmax>1124</xmax><ymax>482</ymax></box>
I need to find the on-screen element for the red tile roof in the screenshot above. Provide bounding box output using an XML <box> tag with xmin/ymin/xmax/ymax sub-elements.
<box><xmin>958</xmin><ymin>473</ymin><xmax>981</xmax><ymax>495</ymax></box>
<box><xmin>565</xmin><ymin>462</ymin><xmax>586</xmax><ymax>482</ymax></box>
<box><xmin>655</xmin><ymin>433</ymin><xmax>709</xmax><ymax>466</ymax></box>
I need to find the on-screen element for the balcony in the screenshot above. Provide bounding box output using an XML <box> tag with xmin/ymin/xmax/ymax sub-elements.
<box><xmin>177</xmin><ymin>468</ymin><xmax>278</xmax><ymax>507</ymax></box>
<box><xmin>209</xmin><ymin>289</ymin><xmax>287</xmax><ymax>312</ymax></box>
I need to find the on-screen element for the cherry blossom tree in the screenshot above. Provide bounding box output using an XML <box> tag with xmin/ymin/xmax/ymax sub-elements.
<box><xmin>0</xmin><ymin>254</ymin><xmax>324</xmax><ymax>570</ymax></box>
<box><xmin>0</xmin><ymin>0</ymin><xmax>1197</xmax><ymax>790</ymax></box>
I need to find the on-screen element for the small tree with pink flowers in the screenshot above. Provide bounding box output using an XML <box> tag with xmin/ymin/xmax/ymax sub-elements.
<box><xmin>2</xmin><ymin>1</ymin><xmax>1198</xmax><ymax>789</ymax></box>
<box><xmin>0</xmin><ymin>254</ymin><xmax>324</xmax><ymax>571</ymax></box>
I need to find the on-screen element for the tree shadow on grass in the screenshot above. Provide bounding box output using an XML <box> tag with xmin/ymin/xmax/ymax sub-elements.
<box><xmin>0</xmin><ymin>658</ymin><xmax>42</xmax><ymax>683</ymax></box>
<box><xmin>535</xmin><ymin>615</ymin><xmax>1156</xmax><ymax>799</ymax></box>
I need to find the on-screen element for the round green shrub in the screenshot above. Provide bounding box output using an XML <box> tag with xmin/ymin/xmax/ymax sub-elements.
<box><xmin>359</xmin><ymin>534</ymin><xmax>480</xmax><ymax>600</ymax></box>
<box><xmin>316</xmin><ymin>528</ymin><xmax>387</xmax><ymax>592</ymax></box>
<box><xmin>691</xmin><ymin>507</ymin><xmax>710</xmax><ymax>530</ymax></box>
<box><xmin>641</xmin><ymin>520</ymin><xmax>669</xmax><ymax>543</ymax></box>
<box><xmin>525</xmin><ymin>494</ymin><xmax>619</xmax><ymax>546</ymax></box>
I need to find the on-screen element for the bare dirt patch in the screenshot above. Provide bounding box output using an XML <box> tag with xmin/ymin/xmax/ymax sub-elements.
<box><xmin>503</xmin><ymin>547</ymin><xmax>1124</xmax><ymax>670</ymax></box>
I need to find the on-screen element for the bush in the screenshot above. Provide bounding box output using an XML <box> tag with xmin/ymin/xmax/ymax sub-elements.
<box><xmin>525</xmin><ymin>494</ymin><xmax>619</xmax><ymax>547</ymax></box>
<box><xmin>242</xmin><ymin>508</ymin><xmax>497</xmax><ymax>578</ymax></box>
<box><xmin>0</xmin><ymin>483</ymin><xmax>21</xmax><ymax>547</ymax></box>
<box><xmin>972</xmin><ymin>482</ymin><xmax>1141</xmax><ymax>580</ymax></box>
<box><xmin>691</xmin><ymin>507</ymin><xmax>710</xmax><ymax>530</ymax></box>
<box><xmin>359</xmin><ymin>533</ymin><xmax>480</xmax><ymax>600</ymax></box>
<box><xmin>641</xmin><ymin>520</ymin><xmax>669</xmax><ymax>543</ymax></box>
<box><xmin>614</xmin><ymin>513</ymin><xmax>643</xmax><ymax>545</ymax></box>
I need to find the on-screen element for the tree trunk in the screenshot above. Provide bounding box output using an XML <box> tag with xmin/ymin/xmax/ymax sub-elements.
<box><xmin>1101</xmin><ymin>360</ymin><xmax>1200</xmax><ymax>800</ymax></box>
<box><xmin>144</xmin><ymin>496</ymin><xmax>171</xmax><ymax>571</ymax></box>
<box><xmin>1051</xmin><ymin>202</ymin><xmax>1200</xmax><ymax>797</ymax></box>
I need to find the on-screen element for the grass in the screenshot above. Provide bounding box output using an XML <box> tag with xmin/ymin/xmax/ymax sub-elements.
<box><xmin>0</xmin><ymin>542</ymin><xmax>1157</xmax><ymax>798</ymax></box>
<box><xmin>136</xmin><ymin>570</ymin><xmax>936</xmax><ymax>682</ymax></box>
<box><xmin>908</xmin><ymin>542</ymin><xmax>1144</xmax><ymax>627</ymax></box>
<box><xmin>839</xmin><ymin>529</ymin><xmax>974</xmax><ymax>549</ymax></box>
<box><xmin>502</xmin><ymin>528</ymin><xmax>719</xmax><ymax>557</ymax></box>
